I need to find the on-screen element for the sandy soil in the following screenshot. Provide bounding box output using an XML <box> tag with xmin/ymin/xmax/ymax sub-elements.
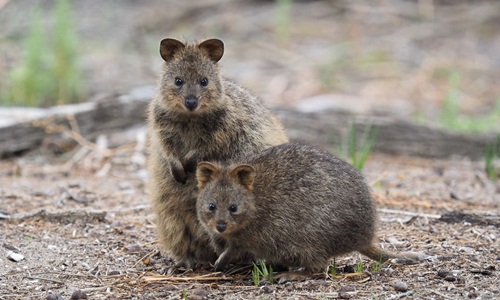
<box><xmin>1</xmin><ymin>145</ymin><xmax>498</xmax><ymax>299</ymax></box>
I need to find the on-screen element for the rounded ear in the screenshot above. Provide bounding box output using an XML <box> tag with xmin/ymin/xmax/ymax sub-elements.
<box><xmin>198</xmin><ymin>39</ymin><xmax>224</xmax><ymax>63</ymax></box>
<box><xmin>229</xmin><ymin>164</ymin><xmax>255</xmax><ymax>190</ymax></box>
<box><xmin>196</xmin><ymin>162</ymin><xmax>221</xmax><ymax>189</ymax></box>
<box><xmin>160</xmin><ymin>38</ymin><xmax>185</xmax><ymax>62</ymax></box>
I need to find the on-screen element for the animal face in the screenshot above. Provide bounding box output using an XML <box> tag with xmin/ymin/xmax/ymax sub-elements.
<box><xmin>158</xmin><ymin>39</ymin><xmax>224</xmax><ymax>114</ymax></box>
<box><xmin>196</xmin><ymin>162</ymin><xmax>256</xmax><ymax>237</ymax></box>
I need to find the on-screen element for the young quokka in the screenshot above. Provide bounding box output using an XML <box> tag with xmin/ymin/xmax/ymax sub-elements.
<box><xmin>148</xmin><ymin>38</ymin><xmax>289</xmax><ymax>268</ymax></box>
<box><xmin>196</xmin><ymin>143</ymin><xmax>417</xmax><ymax>272</ymax></box>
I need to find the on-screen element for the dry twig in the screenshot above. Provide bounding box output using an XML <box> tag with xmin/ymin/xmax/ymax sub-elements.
<box><xmin>143</xmin><ymin>272</ymin><xmax>233</xmax><ymax>283</ymax></box>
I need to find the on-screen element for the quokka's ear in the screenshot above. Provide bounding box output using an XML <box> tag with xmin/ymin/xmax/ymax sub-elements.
<box><xmin>196</xmin><ymin>162</ymin><xmax>222</xmax><ymax>189</ymax></box>
<box><xmin>198</xmin><ymin>39</ymin><xmax>224</xmax><ymax>63</ymax></box>
<box><xmin>229</xmin><ymin>164</ymin><xmax>255</xmax><ymax>190</ymax></box>
<box><xmin>159</xmin><ymin>38</ymin><xmax>185</xmax><ymax>62</ymax></box>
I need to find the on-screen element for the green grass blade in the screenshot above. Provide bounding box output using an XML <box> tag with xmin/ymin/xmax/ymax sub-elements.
<box><xmin>355</xmin><ymin>125</ymin><xmax>379</xmax><ymax>170</ymax></box>
<box><xmin>349</xmin><ymin>121</ymin><xmax>357</xmax><ymax>166</ymax></box>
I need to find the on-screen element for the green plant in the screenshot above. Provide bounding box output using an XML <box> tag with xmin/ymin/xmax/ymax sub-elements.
<box><xmin>328</xmin><ymin>260</ymin><xmax>338</xmax><ymax>278</ymax></box>
<box><xmin>347</xmin><ymin>121</ymin><xmax>379</xmax><ymax>171</ymax></box>
<box><xmin>4</xmin><ymin>10</ymin><xmax>49</xmax><ymax>106</ymax></box>
<box><xmin>275</xmin><ymin>0</ymin><xmax>292</xmax><ymax>45</ymax></box>
<box><xmin>438</xmin><ymin>70</ymin><xmax>500</xmax><ymax>133</ymax></box>
<box><xmin>252</xmin><ymin>259</ymin><xmax>274</xmax><ymax>286</ymax></box>
<box><xmin>370</xmin><ymin>259</ymin><xmax>383</xmax><ymax>272</ymax></box>
<box><xmin>2</xmin><ymin>0</ymin><xmax>84</xmax><ymax>107</ymax></box>
<box><xmin>440</xmin><ymin>70</ymin><xmax>461</xmax><ymax>129</ymax></box>
<box><xmin>356</xmin><ymin>261</ymin><xmax>364</xmax><ymax>273</ymax></box>
<box><xmin>319</xmin><ymin>45</ymin><xmax>348</xmax><ymax>90</ymax></box>
<box><xmin>485</xmin><ymin>137</ymin><xmax>499</xmax><ymax>181</ymax></box>
<box><xmin>52</xmin><ymin>0</ymin><xmax>84</xmax><ymax>104</ymax></box>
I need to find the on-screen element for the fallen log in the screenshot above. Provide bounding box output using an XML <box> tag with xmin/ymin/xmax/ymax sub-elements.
<box><xmin>0</xmin><ymin>88</ymin><xmax>498</xmax><ymax>159</ymax></box>
<box><xmin>0</xmin><ymin>87</ymin><xmax>152</xmax><ymax>157</ymax></box>
<box><xmin>274</xmin><ymin>107</ymin><xmax>498</xmax><ymax>159</ymax></box>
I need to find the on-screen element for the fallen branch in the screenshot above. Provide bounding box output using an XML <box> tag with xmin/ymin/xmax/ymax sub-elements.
<box><xmin>1</xmin><ymin>87</ymin><xmax>499</xmax><ymax>159</ymax></box>
<box><xmin>0</xmin><ymin>88</ymin><xmax>151</xmax><ymax>158</ymax></box>
<box><xmin>26</xmin><ymin>276</ymin><xmax>64</xmax><ymax>285</ymax></box>
<box><xmin>378</xmin><ymin>208</ymin><xmax>441</xmax><ymax>219</ymax></box>
<box><xmin>143</xmin><ymin>272</ymin><xmax>232</xmax><ymax>283</ymax></box>
<box><xmin>1</xmin><ymin>209</ymin><xmax>107</xmax><ymax>224</ymax></box>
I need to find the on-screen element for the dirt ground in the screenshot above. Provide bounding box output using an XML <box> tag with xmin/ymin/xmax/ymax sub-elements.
<box><xmin>1</xmin><ymin>144</ymin><xmax>499</xmax><ymax>299</ymax></box>
<box><xmin>1</xmin><ymin>0</ymin><xmax>500</xmax><ymax>299</ymax></box>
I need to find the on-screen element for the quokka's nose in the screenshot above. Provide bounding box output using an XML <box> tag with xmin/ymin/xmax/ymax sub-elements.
<box><xmin>216</xmin><ymin>221</ymin><xmax>227</xmax><ymax>233</ymax></box>
<box><xmin>184</xmin><ymin>96</ymin><xmax>198</xmax><ymax>110</ymax></box>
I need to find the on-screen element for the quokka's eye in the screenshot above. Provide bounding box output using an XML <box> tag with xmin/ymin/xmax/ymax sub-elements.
<box><xmin>208</xmin><ymin>203</ymin><xmax>216</xmax><ymax>211</ymax></box>
<box><xmin>175</xmin><ymin>77</ymin><xmax>184</xmax><ymax>86</ymax></box>
<box><xmin>200</xmin><ymin>78</ymin><xmax>208</xmax><ymax>86</ymax></box>
<box><xmin>229</xmin><ymin>204</ymin><xmax>238</xmax><ymax>213</ymax></box>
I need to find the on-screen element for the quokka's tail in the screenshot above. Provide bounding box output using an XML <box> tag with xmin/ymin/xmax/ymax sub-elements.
<box><xmin>359</xmin><ymin>243</ymin><xmax>422</xmax><ymax>264</ymax></box>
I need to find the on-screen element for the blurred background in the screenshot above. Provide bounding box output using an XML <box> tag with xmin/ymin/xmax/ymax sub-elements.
<box><xmin>1</xmin><ymin>0</ymin><xmax>499</xmax><ymax>133</ymax></box>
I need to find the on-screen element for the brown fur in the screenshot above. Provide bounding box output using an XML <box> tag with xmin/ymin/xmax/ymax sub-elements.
<box><xmin>196</xmin><ymin>143</ymin><xmax>414</xmax><ymax>272</ymax></box>
<box><xmin>147</xmin><ymin>38</ymin><xmax>289</xmax><ymax>268</ymax></box>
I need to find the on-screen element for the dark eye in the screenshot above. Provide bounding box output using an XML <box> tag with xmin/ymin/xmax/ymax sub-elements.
<box><xmin>208</xmin><ymin>203</ymin><xmax>216</xmax><ymax>212</ymax></box>
<box><xmin>175</xmin><ymin>77</ymin><xmax>184</xmax><ymax>86</ymax></box>
<box><xmin>200</xmin><ymin>78</ymin><xmax>208</xmax><ymax>87</ymax></box>
<box><xmin>229</xmin><ymin>204</ymin><xmax>237</xmax><ymax>213</ymax></box>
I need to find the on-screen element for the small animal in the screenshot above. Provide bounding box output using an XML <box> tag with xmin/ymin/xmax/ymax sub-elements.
<box><xmin>147</xmin><ymin>38</ymin><xmax>289</xmax><ymax>268</ymax></box>
<box><xmin>196</xmin><ymin>143</ymin><xmax>415</xmax><ymax>272</ymax></box>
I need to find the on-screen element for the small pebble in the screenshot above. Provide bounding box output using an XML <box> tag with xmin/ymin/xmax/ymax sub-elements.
<box><xmin>70</xmin><ymin>289</ymin><xmax>87</xmax><ymax>300</ymax></box>
<box><xmin>7</xmin><ymin>251</ymin><xmax>24</xmax><ymax>262</ymax></box>
<box><xmin>339</xmin><ymin>292</ymin><xmax>353</xmax><ymax>299</ymax></box>
<box><xmin>417</xmin><ymin>253</ymin><xmax>430</xmax><ymax>261</ymax></box>
<box><xmin>260</xmin><ymin>285</ymin><xmax>274</xmax><ymax>294</ymax></box>
<box><xmin>468</xmin><ymin>292</ymin><xmax>479</xmax><ymax>298</ymax></box>
<box><xmin>444</xmin><ymin>275</ymin><xmax>457</xmax><ymax>282</ymax></box>
<box><xmin>46</xmin><ymin>293</ymin><xmax>64</xmax><ymax>300</ymax></box>
<box><xmin>161</xmin><ymin>285</ymin><xmax>178</xmax><ymax>292</ymax></box>
<box><xmin>107</xmin><ymin>270</ymin><xmax>120</xmax><ymax>275</ymax></box>
<box><xmin>123</xmin><ymin>243</ymin><xmax>142</xmax><ymax>253</ymax></box>
<box><xmin>437</xmin><ymin>269</ymin><xmax>449</xmax><ymax>278</ymax></box>
<box><xmin>394</xmin><ymin>281</ymin><xmax>409</xmax><ymax>292</ymax></box>
<box><xmin>0</xmin><ymin>211</ymin><xmax>11</xmax><ymax>218</ymax></box>
<box><xmin>193</xmin><ymin>288</ymin><xmax>209</xmax><ymax>298</ymax></box>
<box><xmin>339</xmin><ymin>285</ymin><xmax>356</xmax><ymax>292</ymax></box>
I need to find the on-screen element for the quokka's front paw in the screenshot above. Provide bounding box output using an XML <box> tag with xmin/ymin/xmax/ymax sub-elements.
<box><xmin>214</xmin><ymin>249</ymin><xmax>233</xmax><ymax>271</ymax></box>
<box><xmin>172</xmin><ymin>169</ymin><xmax>188</xmax><ymax>184</ymax></box>
<box><xmin>182</xmin><ymin>150</ymin><xmax>200</xmax><ymax>174</ymax></box>
<box><xmin>170</xmin><ymin>161</ymin><xmax>188</xmax><ymax>184</ymax></box>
